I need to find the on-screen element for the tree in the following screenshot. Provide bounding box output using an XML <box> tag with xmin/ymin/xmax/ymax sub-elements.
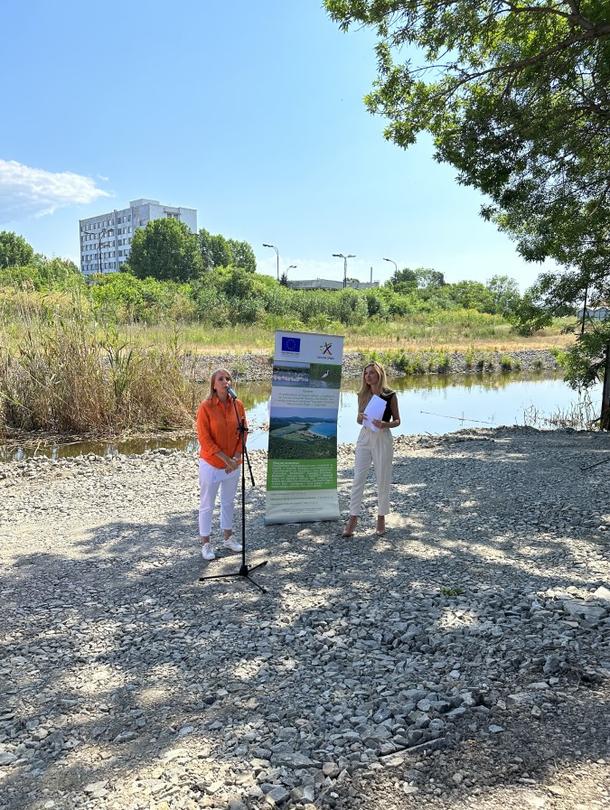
<box><xmin>449</xmin><ymin>280</ymin><xmax>495</xmax><ymax>313</ymax></box>
<box><xmin>0</xmin><ymin>231</ymin><xmax>34</xmax><ymax>268</ymax></box>
<box><xmin>486</xmin><ymin>275</ymin><xmax>521</xmax><ymax>317</ymax></box>
<box><xmin>129</xmin><ymin>219</ymin><xmax>202</xmax><ymax>282</ymax></box>
<box><xmin>227</xmin><ymin>238</ymin><xmax>256</xmax><ymax>272</ymax></box>
<box><xmin>325</xmin><ymin>1</ymin><xmax>610</xmax><ymax>268</ymax></box>
<box><xmin>415</xmin><ymin>268</ymin><xmax>445</xmax><ymax>289</ymax></box>
<box><xmin>199</xmin><ymin>229</ymin><xmax>257</xmax><ymax>272</ymax></box>
<box><xmin>326</xmin><ymin>0</ymin><xmax>610</xmax><ymax>424</ymax></box>
<box><xmin>388</xmin><ymin>267</ymin><xmax>417</xmax><ymax>293</ymax></box>
<box><xmin>199</xmin><ymin>229</ymin><xmax>232</xmax><ymax>270</ymax></box>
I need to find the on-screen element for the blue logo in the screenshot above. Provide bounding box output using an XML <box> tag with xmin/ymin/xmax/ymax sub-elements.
<box><xmin>281</xmin><ymin>336</ymin><xmax>301</xmax><ymax>353</ymax></box>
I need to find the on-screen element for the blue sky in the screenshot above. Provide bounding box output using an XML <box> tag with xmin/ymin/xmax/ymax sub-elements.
<box><xmin>1</xmin><ymin>0</ymin><xmax>549</xmax><ymax>289</ymax></box>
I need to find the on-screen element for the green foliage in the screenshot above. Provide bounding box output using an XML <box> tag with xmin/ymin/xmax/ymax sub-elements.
<box><xmin>129</xmin><ymin>218</ymin><xmax>202</xmax><ymax>282</ymax></box>
<box><xmin>199</xmin><ymin>228</ymin><xmax>232</xmax><ymax>270</ymax></box>
<box><xmin>487</xmin><ymin>275</ymin><xmax>521</xmax><ymax>317</ymax></box>
<box><xmin>388</xmin><ymin>267</ymin><xmax>417</xmax><ymax>294</ymax></box>
<box><xmin>562</xmin><ymin>324</ymin><xmax>610</xmax><ymax>390</ymax></box>
<box><xmin>415</xmin><ymin>268</ymin><xmax>445</xmax><ymax>289</ymax></box>
<box><xmin>199</xmin><ymin>229</ymin><xmax>256</xmax><ymax>272</ymax></box>
<box><xmin>0</xmin><ymin>231</ymin><xmax>34</xmax><ymax>269</ymax></box>
<box><xmin>90</xmin><ymin>273</ymin><xmax>195</xmax><ymax>323</ymax></box>
<box><xmin>500</xmin><ymin>355</ymin><xmax>521</xmax><ymax>372</ymax></box>
<box><xmin>0</xmin><ymin>256</ymin><xmax>83</xmax><ymax>292</ymax></box>
<box><xmin>365</xmin><ymin>290</ymin><xmax>388</xmax><ymax>319</ymax></box>
<box><xmin>227</xmin><ymin>238</ymin><xmax>256</xmax><ymax>273</ymax></box>
<box><xmin>325</xmin><ymin>0</ymin><xmax>610</xmax><ymax>404</ymax></box>
<box><xmin>449</xmin><ymin>281</ymin><xmax>495</xmax><ymax>313</ymax></box>
<box><xmin>440</xmin><ymin>586</ymin><xmax>464</xmax><ymax>598</ymax></box>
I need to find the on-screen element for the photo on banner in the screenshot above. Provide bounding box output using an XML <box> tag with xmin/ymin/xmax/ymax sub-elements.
<box><xmin>265</xmin><ymin>331</ymin><xmax>344</xmax><ymax>525</ymax></box>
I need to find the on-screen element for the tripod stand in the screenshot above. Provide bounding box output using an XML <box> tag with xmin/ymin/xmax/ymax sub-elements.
<box><xmin>199</xmin><ymin>397</ymin><xmax>268</xmax><ymax>593</ymax></box>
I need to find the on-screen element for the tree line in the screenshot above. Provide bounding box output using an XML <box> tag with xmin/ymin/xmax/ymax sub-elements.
<box><xmin>0</xmin><ymin>229</ymin><xmax>527</xmax><ymax>328</ymax></box>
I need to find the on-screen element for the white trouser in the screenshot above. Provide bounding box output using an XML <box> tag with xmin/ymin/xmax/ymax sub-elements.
<box><xmin>198</xmin><ymin>460</ymin><xmax>240</xmax><ymax>538</ymax></box>
<box><xmin>348</xmin><ymin>427</ymin><xmax>393</xmax><ymax>517</ymax></box>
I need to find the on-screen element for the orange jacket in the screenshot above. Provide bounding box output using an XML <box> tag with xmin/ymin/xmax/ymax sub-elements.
<box><xmin>196</xmin><ymin>396</ymin><xmax>247</xmax><ymax>468</ymax></box>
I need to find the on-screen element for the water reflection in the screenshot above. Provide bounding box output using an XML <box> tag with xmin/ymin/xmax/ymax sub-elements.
<box><xmin>1</xmin><ymin>372</ymin><xmax>598</xmax><ymax>462</ymax></box>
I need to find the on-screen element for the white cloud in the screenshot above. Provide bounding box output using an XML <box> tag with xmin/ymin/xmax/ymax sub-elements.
<box><xmin>0</xmin><ymin>159</ymin><xmax>110</xmax><ymax>222</ymax></box>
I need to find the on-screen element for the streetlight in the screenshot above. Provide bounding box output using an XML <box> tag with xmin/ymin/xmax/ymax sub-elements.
<box><xmin>262</xmin><ymin>243</ymin><xmax>280</xmax><ymax>281</ymax></box>
<box><xmin>383</xmin><ymin>257</ymin><xmax>398</xmax><ymax>275</ymax></box>
<box><xmin>82</xmin><ymin>227</ymin><xmax>114</xmax><ymax>275</ymax></box>
<box><xmin>280</xmin><ymin>264</ymin><xmax>297</xmax><ymax>286</ymax></box>
<box><xmin>332</xmin><ymin>253</ymin><xmax>356</xmax><ymax>288</ymax></box>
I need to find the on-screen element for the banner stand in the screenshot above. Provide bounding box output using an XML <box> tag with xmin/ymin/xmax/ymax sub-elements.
<box><xmin>265</xmin><ymin>330</ymin><xmax>344</xmax><ymax>526</ymax></box>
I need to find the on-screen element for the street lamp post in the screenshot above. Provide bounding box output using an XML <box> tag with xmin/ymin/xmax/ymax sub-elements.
<box><xmin>82</xmin><ymin>227</ymin><xmax>114</xmax><ymax>275</ymax></box>
<box><xmin>383</xmin><ymin>257</ymin><xmax>398</xmax><ymax>276</ymax></box>
<box><xmin>262</xmin><ymin>243</ymin><xmax>280</xmax><ymax>281</ymax></box>
<box><xmin>332</xmin><ymin>253</ymin><xmax>356</xmax><ymax>288</ymax></box>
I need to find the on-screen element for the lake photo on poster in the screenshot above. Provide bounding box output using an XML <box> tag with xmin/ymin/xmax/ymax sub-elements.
<box><xmin>268</xmin><ymin>407</ymin><xmax>337</xmax><ymax>459</ymax></box>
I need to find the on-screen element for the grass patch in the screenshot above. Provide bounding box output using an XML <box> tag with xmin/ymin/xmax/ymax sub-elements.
<box><xmin>440</xmin><ymin>586</ymin><xmax>465</xmax><ymax>597</ymax></box>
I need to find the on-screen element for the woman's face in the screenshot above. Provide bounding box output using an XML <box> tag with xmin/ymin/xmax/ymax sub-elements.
<box><xmin>364</xmin><ymin>365</ymin><xmax>380</xmax><ymax>386</ymax></box>
<box><xmin>213</xmin><ymin>370</ymin><xmax>232</xmax><ymax>395</ymax></box>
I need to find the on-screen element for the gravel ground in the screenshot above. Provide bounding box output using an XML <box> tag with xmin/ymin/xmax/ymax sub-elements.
<box><xmin>1</xmin><ymin>427</ymin><xmax>609</xmax><ymax>810</ymax></box>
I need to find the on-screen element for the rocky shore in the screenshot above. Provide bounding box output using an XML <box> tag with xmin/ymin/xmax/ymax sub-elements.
<box><xmin>189</xmin><ymin>350</ymin><xmax>560</xmax><ymax>383</ymax></box>
<box><xmin>1</xmin><ymin>427</ymin><xmax>609</xmax><ymax>810</ymax></box>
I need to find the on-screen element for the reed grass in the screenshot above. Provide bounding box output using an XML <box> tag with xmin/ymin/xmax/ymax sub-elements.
<box><xmin>0</xmin><ymin>300</ymin><xmax>198</xmax><ymax>435</ymax></box>
<box><xmin>522</xmin><ymin>391</ymin><xmax>598</xmax><ymax>430</ymax></box>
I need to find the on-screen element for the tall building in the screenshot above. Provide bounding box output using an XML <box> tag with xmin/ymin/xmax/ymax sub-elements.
<box><xmin>79</xmin><ymin>198</ymin><xmax>197</xmax><ymax>275</ymax></box>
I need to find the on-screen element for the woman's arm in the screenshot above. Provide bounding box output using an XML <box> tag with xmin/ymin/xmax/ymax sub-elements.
<box><xmin>387</xmin><ymin>393</ymin><xmax>401</xmax><ymax>428</ymax></box>
<box><xmin>372</xmin><ymin>394</ymin><xmax>401</xmax><ymax>430</ymax></box>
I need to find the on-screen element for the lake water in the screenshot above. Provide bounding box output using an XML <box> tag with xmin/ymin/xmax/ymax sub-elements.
<box><xmin>1</xmin><ymin>372</ymin><xmax>599</xmax><ymax>461</ymax></box>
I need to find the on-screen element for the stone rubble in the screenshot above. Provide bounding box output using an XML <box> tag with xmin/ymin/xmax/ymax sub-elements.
<box><xmin>0</xmin><ymin>426</ymin><xmax>608</xmax><ymax>809</ymax></box>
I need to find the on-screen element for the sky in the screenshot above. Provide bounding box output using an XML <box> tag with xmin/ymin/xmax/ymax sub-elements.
<box><xmin>0</xmin><ymin>0</ymin><xmax>552</xmax><ymax>290</ymax></box>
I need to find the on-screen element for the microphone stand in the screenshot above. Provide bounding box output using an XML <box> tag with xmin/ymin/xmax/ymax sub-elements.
<box><xmin>199</xmin><ymin>394</ymin><xmax>268</xmax><ymax>593</ymax></box>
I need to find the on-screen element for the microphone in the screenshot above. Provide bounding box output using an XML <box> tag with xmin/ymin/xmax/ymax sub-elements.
<box><xmin>227</xmin><ymin>385</ymin><xmax>238</xmax><ymax>400</ymax></box>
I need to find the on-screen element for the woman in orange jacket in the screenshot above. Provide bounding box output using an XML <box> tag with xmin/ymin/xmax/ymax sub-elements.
<box><xmin>196</xmin><ymin>368</ymin><xmax>247</xmax><ymax>561</ymax></box>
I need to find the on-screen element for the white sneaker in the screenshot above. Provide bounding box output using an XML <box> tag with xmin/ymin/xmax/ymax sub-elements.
<box><xmin>201</xmin><ymin>543</ymin><xmax>215</xmax><ymax>561</ymax></box>
<box><xmin>223</xmin><ymin>537</ymin><xmax>242</xmax><ymax>553</ymax></box>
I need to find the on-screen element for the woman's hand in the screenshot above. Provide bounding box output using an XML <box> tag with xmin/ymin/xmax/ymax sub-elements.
<box><xmin>357</xmin><ymin>412</ymin><xmax>364</xmax><ymax>425</ymax></box>
<box><xmin>372</xmin><ymin>418</ymin><xmax>385</xmax><ymax>429</ymax></box>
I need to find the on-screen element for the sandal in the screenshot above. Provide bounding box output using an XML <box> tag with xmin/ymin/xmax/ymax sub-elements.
<box><xmin>376</xmin><ymin>517</ymin><xmax>386</xmax><ymax>536</ymax></box>
<box><xmin>342</xmin><ymin>516</ymin><xmax>358</xmax><ymax>537</ymax></box>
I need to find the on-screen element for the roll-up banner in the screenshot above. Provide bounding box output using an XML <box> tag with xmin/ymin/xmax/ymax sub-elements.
<box><xmin>265</xmin><ymin>331</ymin><xmax>344</xmax><ymax>525</ymax></box>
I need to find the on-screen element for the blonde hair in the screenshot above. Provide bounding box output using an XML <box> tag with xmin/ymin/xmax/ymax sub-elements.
<box><xmin>207</xmin><ymin>368</ymin><xmax>232</xmax><ymax>400</ymax></box>
<box><xmin>357</xmin><ymin>361</ymin><xmax>389</xmax><ymax>411</ymax></box>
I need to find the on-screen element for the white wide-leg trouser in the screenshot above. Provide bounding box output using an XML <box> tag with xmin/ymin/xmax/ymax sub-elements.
<box><xmin>198</xmin><ymin>459</ymin><xmax>240</xmax><ymax>538</ymax></box>
<box><xmin>348</xmin><ymin>427</ymin><xmax>393</xmax><ymax>517</ymax></box>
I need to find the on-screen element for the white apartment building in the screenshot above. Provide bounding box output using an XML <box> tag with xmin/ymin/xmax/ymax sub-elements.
<box><xmin>79</xmin><ymin>198</ymin><xmax>197</xmax><ymax>275</ymax></box>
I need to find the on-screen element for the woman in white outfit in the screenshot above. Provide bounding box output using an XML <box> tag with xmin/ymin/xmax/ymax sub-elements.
<box><xmin>342</xmin><ymin>362</ymin><xmax>401</xmax><ymax>537</ymax></box>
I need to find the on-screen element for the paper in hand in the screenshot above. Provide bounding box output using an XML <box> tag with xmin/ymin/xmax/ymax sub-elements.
<box><xmin>362</xmin><ymin>394</ymin><xmax>385</xmax><ymax>432</ymax></box>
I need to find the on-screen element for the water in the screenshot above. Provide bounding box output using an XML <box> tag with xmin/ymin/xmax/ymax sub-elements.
<box><xmin>1</xmin><ymin>372</ymin><xmax>599</xmax><ymax>462</ymax></box>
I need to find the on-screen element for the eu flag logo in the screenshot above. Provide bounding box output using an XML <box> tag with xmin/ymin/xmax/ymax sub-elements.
<box><xmin>281</xmin><ymin>337</ymin><xmax>301</xmax><ymax>353</ymax></box>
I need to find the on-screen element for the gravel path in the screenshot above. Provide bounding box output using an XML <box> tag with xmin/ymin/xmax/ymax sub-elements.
<box><xmin>1</xmin><ymin>428</ymin><xmax>609</xmax><ymax>810</ymax></box>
